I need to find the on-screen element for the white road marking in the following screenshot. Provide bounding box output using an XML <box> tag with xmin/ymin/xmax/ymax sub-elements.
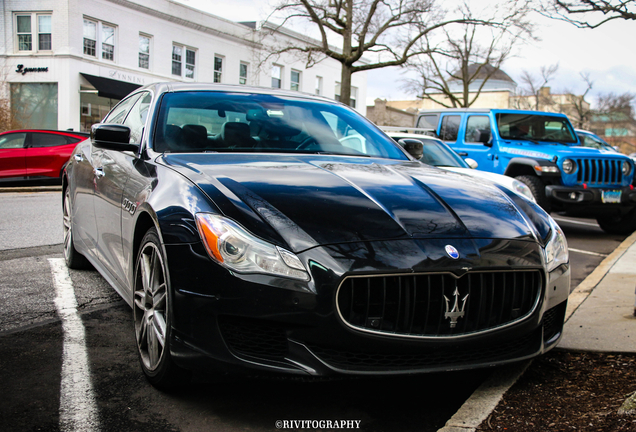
<box><xmin>568</xmin><ymin>248</ymin><xmax>609</xmax><ymax>257</ymax></box>
<box><xmin>552</xmin><ymin>217</ymin><xmax>600</xmax><ymax>228</ymax></box>
<box><xmin>49</xmin><ymin>258</ymin><xmax>100</xmax><ymax>432</ymax></box>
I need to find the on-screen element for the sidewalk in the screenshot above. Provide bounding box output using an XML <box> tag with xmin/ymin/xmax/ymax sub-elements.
<box><xmin>440</xmin><ymin>230</ymin><xmax>636</xmax><ymax>432</ymax></box>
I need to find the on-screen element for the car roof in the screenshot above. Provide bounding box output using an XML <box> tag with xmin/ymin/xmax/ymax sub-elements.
<box><xmin>0</xmin><ymin>129</ymin><xmax>89</xmax><ymax>136</ymax></box>
<box><xmin>133</xmin><ymin>82</ymin><xmax>339</xmax><ymax>104</ymax></box>
<box><xmin>385</xmin><ymin>132</ymin><xmax>442</xmax><ymax>141</ymax></box>
<box><xmin>417</xmin><ymin>108</ymin><xmax>570</xmax><ymax>117</ymax></box>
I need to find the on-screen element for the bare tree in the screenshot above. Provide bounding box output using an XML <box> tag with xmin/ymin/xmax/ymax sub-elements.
<box><xmin>544</xmin><ymin>0</ymin><xmax>636</xmax><ymax>28</ymax></box>
<box><xmin>513</xmin><ymin>63</ymin><xmax>559</xmax><ymax>110</ymax></box>
<box><xmin>564</xmin><ymin>72</ymin><xmax>593</xmax><ymax>128</ymax></box>
<box><xmin>400</xmin><ymin>19</ymin><xmax>529</xmax><ymax>108</ymax></box>
<box><xmin>264</xmin><ymin>0</ymin><xmax>532</xmax><ymax>106</ymax></box>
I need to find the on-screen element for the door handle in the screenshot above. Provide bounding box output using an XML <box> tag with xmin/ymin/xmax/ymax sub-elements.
<box><xmin>74</xmin><ymin>154</ymin><xmax>84</xmax><ymax>162</ymax></box>
<box><xmin>94</xmin><ymin>167</ymin><xmax>105</xmax><ymax>178</ymax></box>
<box><xmin>457</xmin><ymin>152</ymin><xmax>468</xmax><ymax>157</ymax></box>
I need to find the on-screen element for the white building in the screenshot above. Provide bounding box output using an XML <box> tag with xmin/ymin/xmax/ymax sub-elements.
<box><xmin>0</xmin><ymin>0</ymin><xmax>366</xmax><ymax>132</ymax></box>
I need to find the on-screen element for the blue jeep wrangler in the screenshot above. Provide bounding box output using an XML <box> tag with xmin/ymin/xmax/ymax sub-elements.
<box><xmin>416</xmin><ymin>108</ymin><xmax>636</xmax><ymax>234</ymax></box>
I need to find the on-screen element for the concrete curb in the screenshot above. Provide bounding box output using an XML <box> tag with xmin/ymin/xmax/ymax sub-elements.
<box><xmin>436</xmin><ymin>230</ymin><xmax>636</xmax><ymax>432</ymax></box>
<box><xmin>0</xmin><ymin>186</ymin><xmax>62</xmax><ymax>193</ymax></box>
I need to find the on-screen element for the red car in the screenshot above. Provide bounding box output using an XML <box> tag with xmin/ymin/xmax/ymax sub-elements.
<box><xmin>0</xmin><ymin>130</ymin><xmax>89</xmax><ymax>183</ymax></box>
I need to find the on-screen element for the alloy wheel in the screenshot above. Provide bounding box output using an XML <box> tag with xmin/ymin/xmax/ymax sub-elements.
<box><xmin>134</xmin><ymin>242</ymin><xmax>168</xmax><ymax>372</ymax></box>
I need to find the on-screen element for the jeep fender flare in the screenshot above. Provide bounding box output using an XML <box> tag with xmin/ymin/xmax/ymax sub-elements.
<box><xmin>503</xmin><ymin>157</ymin><xmax>560</xmax><ymax>177</ymax></box>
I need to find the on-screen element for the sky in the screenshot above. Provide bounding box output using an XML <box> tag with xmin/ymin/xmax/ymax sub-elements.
<box><xmin>176</xmin><ymin>0</ymin><xmax>636</xmax><ymax>108</ymax></box>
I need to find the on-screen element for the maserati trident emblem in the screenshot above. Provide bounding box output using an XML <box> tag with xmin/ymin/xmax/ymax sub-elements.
<box><xmin>444</xmin><ymin>288</ymin><xmax>469</xmax><ymax>328</ymax></box>
<box><xmin>445</xmin><ymin>245</ymin><xmax>460</xmax><ymax>259</ymax></box>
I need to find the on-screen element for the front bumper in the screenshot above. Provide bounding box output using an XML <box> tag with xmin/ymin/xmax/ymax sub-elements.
<box><xmin>164</xmin><ymin>238</ymin><xmax>570</xmax><ymax>377</ymax></box>
<box><xmin>546</xmin><ymin>185</ymin><xmax>636</xmax><ymax>216</ymax></box>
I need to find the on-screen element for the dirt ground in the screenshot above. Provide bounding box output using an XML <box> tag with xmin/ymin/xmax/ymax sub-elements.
<box><xmin>477</xmin><ymin>350</ymin><xmax>636</xmax><ymax>432</ymax></box>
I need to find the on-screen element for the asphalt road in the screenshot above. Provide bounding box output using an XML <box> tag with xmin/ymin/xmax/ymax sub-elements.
<box><xmin>0</xmin><ymin>191</ymin><xmax>628</xmax><ymax>432</ymax></box>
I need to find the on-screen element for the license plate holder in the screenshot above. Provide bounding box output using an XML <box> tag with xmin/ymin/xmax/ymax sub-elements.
<box><xmin>601</xmin><ymin>190</ymin><xmax>622</xmax><ymax>204</ymax></box>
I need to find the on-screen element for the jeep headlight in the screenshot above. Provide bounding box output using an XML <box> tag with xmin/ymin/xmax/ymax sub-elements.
<box><xmin>622</xmin><ymin>160</ymin><xmax>632</xmax><ymax>176</ymax></box>
<box><xmin>562</xmin><ymin>159</ymin><xmax>576</xmax><ymax>174</ymax></box>
<box><xmin>196</xmin><ymin>213</ymin><xmax>309</xmax><ymax>280</ymax></box>
<box><xmin>543</xmin><ymin>217</ymin><xmax>568</xmax><ymax>272</ymax></box>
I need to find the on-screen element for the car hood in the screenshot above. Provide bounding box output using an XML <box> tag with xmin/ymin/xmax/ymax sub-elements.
<box><xmin>160</xmin><ymin>154</ymin><xmax>536</xmax><ymax>252</ymax></box>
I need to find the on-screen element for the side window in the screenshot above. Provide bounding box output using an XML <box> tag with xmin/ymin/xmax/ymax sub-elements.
<box><xmin>104</xmin><ymin>93</ymin><xmax>142</xmax><ymax>124</ymax></box>
<box><xmin>0</xmin><ymin>133</ymin><xmax>27</xmax><ymax>149</ymax></box>
<box><xmin>464</xmin><ymin>116</ymin><xmax>491</xmax><ymax>143</ymax></box>
<box><xmin>416</xmin><ymin>114</ymin><xmax>439</xmax><ymax>130</ymax></box>
<box><xmin>123</xmin><ymin>92</ymin><xmax>152</xmax><ymax>143</ymax></box>
<box><xmin>30</xmin><ymin>133</ymin><xmax>69</xmax><ymax>148</ymax></box>
<box><xmin>440</xmin><ymin>115</ymin><xmax>461</xmax><ymax>142</ymax></box>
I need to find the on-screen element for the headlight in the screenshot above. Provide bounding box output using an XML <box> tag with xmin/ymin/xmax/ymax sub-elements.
<box><xmin>562</xmin><ymin>159</ymin><xmax>576</xmax><ymax>174</ymax></box>
<box><xmin>543</xmin><ymin>217</ymin><xmax>568</xmax><ymax>272</ymax></box>
<box><xmin>511</xmin><ymin>179</ymin><xmax>536</xmax><ymax>202</ymax></box>
<box><xmin>196</xmin><ymin>213</ymin><xmax>309</xmax><ymax>280</ymax></box>
<box><xmin>622</xmin><ymin>160</ymin><xmax>632</xmax><ymax>176</ymax></box>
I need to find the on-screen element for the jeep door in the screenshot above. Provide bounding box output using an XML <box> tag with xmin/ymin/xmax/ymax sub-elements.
<box><xmin>447</xmin><ymin>114</ymin><xmax>497</xmax><ymax>173</ymax></box>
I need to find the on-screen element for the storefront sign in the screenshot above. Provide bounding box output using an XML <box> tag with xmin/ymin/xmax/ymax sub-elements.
<box><xmin>100</xmin><ymin>68</ymin><xmax>146</xmax><ymax>86</ymax></box>
<box><xmin>15</xmin><ymin>64</ymin><xmax>49</xmax><ymax>75</ymax></box>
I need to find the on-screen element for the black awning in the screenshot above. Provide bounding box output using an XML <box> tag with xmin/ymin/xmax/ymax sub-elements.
<box><xmin>80</xmin><ymin>73</ymin><xmax>142</xmax><ymax>100</ymax></box>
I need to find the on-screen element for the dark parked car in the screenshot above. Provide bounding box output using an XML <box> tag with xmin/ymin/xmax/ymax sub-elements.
<box><xmin>63</xmin><ymin>83</ymin><xmax>570</xmax><ymax>389</ymax></box>
<box><xmin>0</xmin><ymin>129</ymin><xmax>89</xmax><ymax>183</ymax></box>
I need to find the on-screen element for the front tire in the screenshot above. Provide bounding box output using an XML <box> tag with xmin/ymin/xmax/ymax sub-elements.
<box><xmin>515</xmin><ymin>175</ymin><xmax>551</xmax><ymax>212</ymax></box>
<box><xmin>62</xmin><ymin>187</ymin><xmax>91</xmax><ymax>269</ymax></box>
<box><xmin>133</xmin><ymin>228</ymin><xmax>190</xmax><ymax>390</ymax></box>
<box><xmin>597</xmin><ymin>208</ymin><xmax>636</xmax><ymax>235</ymax></box>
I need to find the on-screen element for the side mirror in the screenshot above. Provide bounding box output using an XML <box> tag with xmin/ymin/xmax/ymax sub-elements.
<box><xmin>473</xmin><ymin>129</ymin><xmax>492</xmax><ymax>147</ymax></box>
<box><xmin>465</xmin><ymin>158</ymin><xmax>478</xmax><ymax>169</ymax></box>
<box><xmin>398</xmin><ymin>138</ymin><xmax>424</xmax><ymax>160</ymax></box>
<box><xmin>91</xmin><ymin>124</ymin><xmax>138</xmax><ymax>152</ymax></box>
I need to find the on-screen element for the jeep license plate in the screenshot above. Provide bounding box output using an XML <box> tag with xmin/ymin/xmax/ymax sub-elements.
<box><xmin>601</xmin><ymin>190</ymin><xmax>621</xmax><ymax>204</ymax></box>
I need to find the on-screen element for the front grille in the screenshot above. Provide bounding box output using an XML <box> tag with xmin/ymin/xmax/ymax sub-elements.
<box><xmin>218</xmin><ymin>316</ymin><xmax>288</xmax><ymax>360</ymax></box>
<box><xmin>308</xmin><ymin>330</ymin><xmax>540</xmax><ymax>371</ymax></box>
<box><xmin>574</xmin><ymin>158</ymin><xmax>623</xmax><ymax>185</ymax></box>
<box><xmin>337</xmin><ymin>270</ymin><xmax>542</xmax><ymax>338</ymax></box>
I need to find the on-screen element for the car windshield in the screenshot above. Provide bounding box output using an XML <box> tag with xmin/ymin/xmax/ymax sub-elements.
<box><xmin>153</xmin><ymin>91</ymin><xmax>408</xmax><ymax>160</ymax></box>
<box><xmin>496</xmin><ymin>113</ymin><xmax>577</xmax><ymax>143</ymax></box>
<box><xmin>577</xmin><ymin>132</ymin><xmax>615</xmax><ymax>151</ymax></box>
<box><xmin>391</xmin><ymin>136</ymin><xmax>468</xmax><ymax>168</ymax></box>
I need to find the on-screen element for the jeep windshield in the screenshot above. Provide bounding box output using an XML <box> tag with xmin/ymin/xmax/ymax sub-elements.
<box><xmin>496</xmin><ymin>113</ymin><xmax>577</xmax><ymax>144</ymax></box>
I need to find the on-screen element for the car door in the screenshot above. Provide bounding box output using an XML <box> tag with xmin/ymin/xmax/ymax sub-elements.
<box><xmin>458</xmin><ymin>114</ymin><xmax>497</xmax><ymax>173</ymax></box>
<box><xmin>26</xmin><ymin>132</ymin><xmax>82</xmax><ymax>178</ymax></box>
<box><xmin>0</xmin><ymin>132</ymin><xmax>27</xmax><ymax>179</ymax></box>
<box><xmin>93</xmin><ymin>92</ymin><xmax>147</xmax><ymax>284</ymax></box>
<box><xmin>69</xmin><ymin>138</ymin><xmax>99</xmax><ymax>257</ymax></box>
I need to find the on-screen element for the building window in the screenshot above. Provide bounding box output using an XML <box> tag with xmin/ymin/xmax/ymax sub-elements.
<box><xmin>83</xmin><ymin>18</ymin><xmax>115</xmax><ymax>60</ymax></box>
<box><xmin>185</xmin><ymin>49</ymin><xmax>196</xmax><ymax>78</ymax></box>
<box><xmin>172</xmin><ymin>45</ymin><xmax>182</xmax><ymax>76</ymax></box>
<box><xmin>291</xmin><ymin>70</ymin><xmax>301</xmax><ymax>91</ymax></box>
<box><xmin>239</xmin><ymin>62</ymin><xmax>249</xmax><ymax>85</ymax></box>
<box><xmin>83</xmin><ymin>19</ymin><xmax>96</xmax><ymax>56</ymax></box>
<box><xmin>16</xmin><ymin>13</ymin><xmax>52</xmax><ymax>52</ymax></box>
<box><xmin>139</xmin><ymin>34</ymin><xmax>150</xmax><ymax>69</ymax></box>
<box><xmin>271</xmin><ymin>65</ymin><xmax>282</xmax><ymax>89</ymax></box>
<box><xmin>11</xmin><ymin>83</ymin><xmax>58</xmax><ymax>130</ymax></box>
<box><xmin>214</xmin><ymin>56</ymin><xmax>223</xmax><ymax>83</ymax></box>
<box><xmin>334</xmin><ymin>83</ymin><xmax>357</xmax><ymax>108</ymax></box>
<box><xmin>172</xmin><ymin>44</ymin><xmax>196</xmax><ymax>79</ymax></box>
<box><xmin>101</xmin><ymin>24</ymin><xmax>115</xmax><ymax>60</ymax></box>
<box><xmin>315</xmin><ymin>76</ymin><xmax>322</xmax><ymax>95</ymax></box>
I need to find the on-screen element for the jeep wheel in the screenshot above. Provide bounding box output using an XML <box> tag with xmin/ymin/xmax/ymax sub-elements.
<box><xmin>515</xmin><ymin>175</ymin><xmax>551</xmax><ymax>212</ymax></box>
<box><xmin>597</xmin><ymin>208</ymin><xmax>636</xmax><ymax>235</ymax></box>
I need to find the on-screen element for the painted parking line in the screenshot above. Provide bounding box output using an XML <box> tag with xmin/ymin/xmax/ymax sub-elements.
<box><xmin>568</xmin><ymin>248</ymin><xmax>609</xmax><ymax>258</ymax></box>
<box><xmin>552</xmin><ymin>217</ymin><xmax>599</xmax><ymax>228</ymax></box>
<box><xmin>49</xmin><ymin>258</ymin><xmax>100</xmax><ymax>432</ymax></box>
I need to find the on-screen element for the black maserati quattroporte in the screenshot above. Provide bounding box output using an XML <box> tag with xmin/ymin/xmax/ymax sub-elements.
<box><xmin>62</xmin><ymin>83</ymin><xmax>570</xmax><ymax>388</ymax></box>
